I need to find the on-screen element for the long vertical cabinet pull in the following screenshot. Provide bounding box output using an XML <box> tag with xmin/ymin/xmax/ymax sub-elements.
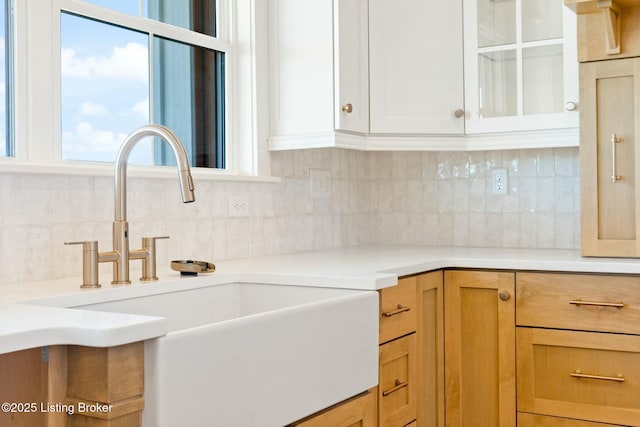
<box><xmin>611</xmin><ymin>133</ymin><xmax>622</xmax><ymax>183</ymax></box>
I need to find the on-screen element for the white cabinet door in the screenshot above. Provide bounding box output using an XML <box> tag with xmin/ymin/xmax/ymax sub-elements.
<box><xmin>334</xmin><ymin>0</ymin><xmax>369</xmax><ymax>133</ymax></box>
<box><xmin>369</xmin><ymin>0</ymin><xmax>464</xmax><ymax>135</ymax></box>
<box><xmin>463</xmin><ymin>0</ymin><xmax>579</xmax><ymax>134</ymax></box>
<box><xmin>268</xmin><ymin>0</ymin><xmax>334</xmax><ymax>137</ymax></box>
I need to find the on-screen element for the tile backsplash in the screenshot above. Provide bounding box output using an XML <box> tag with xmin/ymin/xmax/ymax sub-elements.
<box><xmin>364</xmin><ymin>148</ymin><xmax>580</xmax><ymax>250</ymax></box>
<box><xmin>0</xmin><ymin>146</ymin><xmax>579</xmax><ymax>286</ymax></box>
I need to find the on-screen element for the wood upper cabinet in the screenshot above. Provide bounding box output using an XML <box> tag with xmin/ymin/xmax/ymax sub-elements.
<box><xmin>368</xmin><ymin>0</ymin><xmax>464</xmax><ymax>134</ymax></box>
<box><xmin>566</xmin><ymin>0</ymin><xmax>640</xmax><ymax>62</ymax></box>
<box><xmin>580</xmin><ymin>58</ymin><xmax>640</xmax><ymax>256</ymax></box>
<box><xmin>444</xmin><ymin>270</ymin><xmax>516</xmax><ymax>427</ymax></box>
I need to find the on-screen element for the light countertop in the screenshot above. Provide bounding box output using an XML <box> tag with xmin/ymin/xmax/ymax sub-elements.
<box><xmin>2</xmin><ymin>245</ymin><xmax>640</xmax><ymax>354</ymax></box>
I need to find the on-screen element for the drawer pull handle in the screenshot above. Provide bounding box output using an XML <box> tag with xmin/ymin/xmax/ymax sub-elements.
<box><xmin>382</xmin><ymin>304</ymin><xmax>411</xmax><ymax>318</ymax></box>
<box><xmin>571</xmin><ymin>370</ymin><xmax>625</xmax><ymax>382</ymax></box>
<box><xmin>382</xmin><ymin>379</ymin><xmax>409</xmax><ymax>396</ymax></box>
<box><xmin>569</xmin><ymin>299</ymin><xmax>625</xmax><ymax>308</ymax></box>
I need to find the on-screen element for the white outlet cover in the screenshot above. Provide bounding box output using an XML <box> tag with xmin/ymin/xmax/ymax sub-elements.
<box><xmin>491</xmin><ymin>168</ymin><xmax>509</xmax><ymax>195</ymax></box>
<box><xmin>228</xmin><ymin>196</ymin><xmax>250</xmax><ymax>217</ymax></box>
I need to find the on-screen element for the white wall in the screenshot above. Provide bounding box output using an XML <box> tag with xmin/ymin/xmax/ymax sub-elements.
<box><xmin>0</xmin><ymin>147</ymin><xmax>579</xmax><ymax>286</ymax></box>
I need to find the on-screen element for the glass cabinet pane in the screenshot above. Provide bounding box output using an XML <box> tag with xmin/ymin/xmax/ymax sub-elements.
<box><xmin>523</xmin><ymin>45</ymin><xmax>564</xmax><ymax>114</ymax></box>
<box><xmin>478</xmin><ymin>0</ymin><xmax>515</xmax><ymax>47</ymax></box>
<box><xmin>522</xmin><ymin>0</ymin><xmax>562</xmax><ymax>42</ymax></box>
<box><xmin>478</xmin><ymin>50</ymin><xmax>517</xmax><ymax>117</ymax></box>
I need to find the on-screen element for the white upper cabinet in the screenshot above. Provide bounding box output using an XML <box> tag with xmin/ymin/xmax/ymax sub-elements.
<box><xmin>369</xmin><ymin>0</ymin><xmax>464</xmax><ymax>134</ymax></box>
<box><xmin>268</xmin><ymin>0</ymin><xmax>369</xmax><ymax>150</ymax></box>
<box><xmin>463</xmin><ymin>0</ymin><xmax>579</xmax><ymax>134</ymax></box>
<box><xmin>335</xmin><ymin>0</ymin><xmax>370</xmax><ymax>133</ymax></box>
<box><xmin>267</xmin><ymin>0</ymin><xmax>579</xmax><ymax>151</ymax></box>
<box><xmin>268</xmin><ymin>0</ymin><xmax>335</xmax><ymax>142</ymax></box>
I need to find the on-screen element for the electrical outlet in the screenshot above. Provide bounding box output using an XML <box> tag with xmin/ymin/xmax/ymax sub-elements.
<box><xmin>309</xmin><ymin>169</ymin><xmax>331</xmax><ymax>198</ymax></box>
<box><xmin>491</xmin><ymin>168</ymin><xmax>509</xmax><ymax>195</ymax></box>
<box><xmin>228</xmin><ymin>196</ymin><xmax>250</xmax><ymax>217</ymax></box>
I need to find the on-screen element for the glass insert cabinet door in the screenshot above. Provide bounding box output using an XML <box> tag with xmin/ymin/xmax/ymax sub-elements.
<box><xmin>463</xmin><ymin>0</ymin><xmax>579</xmax><ymax>134</ymax></box>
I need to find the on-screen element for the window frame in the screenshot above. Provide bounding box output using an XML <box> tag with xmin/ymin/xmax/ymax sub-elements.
<box><xmin>5</xmin><ymin>0</ymin><xmax>273</xmax><ymax>181</ymax></box>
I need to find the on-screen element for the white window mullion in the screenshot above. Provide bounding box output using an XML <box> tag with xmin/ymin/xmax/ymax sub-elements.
<box><xmin>51</xmin><ymin>0</ymin><xmax>63</xmax><ymax>163</ymax></box>
<box><xmin>148</xmin><ymin>30</ymin><xmax>156</xmax><ymax>162</ymax></box>
<box><xmin>10</xmin><ymin>0</ymin><xmax>27</xmax><ymax>162</ymax></box>
<box><xmin>20</xmin><ymin>0</ymin><xmax>57</xmax><ymax>163</ymax></box>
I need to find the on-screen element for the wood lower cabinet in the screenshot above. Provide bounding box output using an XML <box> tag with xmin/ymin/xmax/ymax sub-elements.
<box><xmin>380</xmin><ymin>276</ymin><xmax>417</xmax><ymax>345</ymax></box>
<box><xmin>378</xmin><ymin>274</ymin><xmax>419</xmax><ymax>427</ymax></box>
<box><xmin>379</xmin><ymin>334</ymin><xmax>416</xmax><ymax>427</ymax></box>
<box><xmin>580</xmin><ymin>57</ymin><xmax>640</xmax><ymax>257</ymax></box>
<box><xmin>290</xmin><ymin>390</ymin><xmax>377</xmax><ymax>427</ymax></box>
<box><xmin>517</xmin><ymin>328</ymin><xmax>640</xmax><ymax>426</ymax></box>
<box><xmin>517</xmin><ymin>272</ymin><xmax>640</xmax><ymax>334</ymax></box>
<box><xmin>518</xmin><ymin>412</ymin><xmax>625</xmax><ymax>427</ymax></box>
<box><xmin>0</xmin><ymin>348</ymin><xmax>48</xmax><ymax>427</ymax></box>
<box><xmin>444</xmin><ymin>270</ymin><xmax>516</xmax><ymax>427</ymax></box>
<box><xmin>416</xmin><ymin>271</ymin><xmax>444</xmax><ymax>427</ymax></box>
<box><xmin>516</xmin><ymin>272</ymin><xmax>640</xmax><ymax>426</ymax></box>
<box><xmin>0</xmin><ymin>343</ymin><xmax>144</xmax><ymax>427</ymax></box>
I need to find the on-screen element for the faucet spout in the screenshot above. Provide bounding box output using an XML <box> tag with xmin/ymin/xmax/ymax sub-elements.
<box><xmin>115</xmin><ymin>124</ymin><xmax>195</xmax><ymax>222</ymax></box>
<box><xmin>111</xmin><ymin>124</ymin><xmax>196</xmax><ymax>284</ymax></box>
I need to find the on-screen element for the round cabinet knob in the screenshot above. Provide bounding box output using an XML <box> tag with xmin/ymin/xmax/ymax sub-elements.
<box><xmin>499</xmin><ymin>290</ymin><xmax>511</xmax><ymax>301</ymax></box>
<box><xmin>342</xmin><ymin>103</ymin><xmax>353</xmax><ymax>113</ymax></box>
<box><xmin>565</xmin><ymin>101</ymin><xmax>578</xmax><ymax>112</ymax></box>
<box><xmin>454</xmin><ymin>109</ymin><xmax>465</xmax><ymax>118</ymax></box>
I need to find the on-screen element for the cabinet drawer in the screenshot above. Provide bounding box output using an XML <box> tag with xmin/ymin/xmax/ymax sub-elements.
<box><xmin>379</xmin><ymin>334</ymin><xmax>416</xmax><ymax>427</ymax></box>
<box><xmin>379</xmin><ymin>276</ymin><xmax>417</xmax><ymax>344</ymax></box>
<box><xmin>517</xmin><ymin>272</ymin><xmax>640</xmax><ymax>334</ymax></box>
<box><xmin>517</xmin><ymin>327</ymin><xmax>640</xmax><ymax>426</ymax></box>
<box><xmin>518</xmin><ymin>412</ymin><xmax>624</xmax><ymax>427</ymax></box>
<box><xmin>289</xmin><ymin>390</ymin><xmax>376</xmax><ymax>427</ymax></box>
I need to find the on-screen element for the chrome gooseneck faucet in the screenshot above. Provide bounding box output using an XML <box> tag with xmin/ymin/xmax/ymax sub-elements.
<box><xmin>66</xmin><ymin>124</ymin><xmax>196</xmax><ymax>287</ymax></box>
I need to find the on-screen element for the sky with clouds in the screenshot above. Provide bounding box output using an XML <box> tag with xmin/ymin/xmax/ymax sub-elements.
<box><xmin>3</xmin><ymin>1</ymin><xmax>201</xmax><ymax>164</ymax></box>
<box><xmin>61</xmin><ymin>9</ymin><xmax>152</xmax><ymax>164</ymax></box>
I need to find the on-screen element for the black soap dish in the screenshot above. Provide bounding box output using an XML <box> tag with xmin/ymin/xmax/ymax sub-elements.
<box><xmin>171</xmin><ymin>260</ymin><xmax>216</xmax><ymax>276</ymax></box>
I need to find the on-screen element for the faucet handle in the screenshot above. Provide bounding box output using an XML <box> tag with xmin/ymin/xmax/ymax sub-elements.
<box><xmin>140</xmin><ymin>236</ymin><xmax>170</xmax><ymax>281</ymax></box>
<box><xmin>142</xmin><ymin>236</ymin><xmax>170</xmax><ymax>247</ymax></box>
<box><xmin>64</xmin><ymin>241</ymin><xmax>101</xmax><ymax>289</ymax></box>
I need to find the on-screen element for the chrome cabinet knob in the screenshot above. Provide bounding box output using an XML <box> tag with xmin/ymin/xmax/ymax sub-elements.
<box><xmin>341</xmin><ymin>103</ymin><xmax>353</xmax><ymax>113</ymax></box>
<box><xmin>565</xmin><ymin>101</ymin><xmax>577</xmax><ymax>111</ymax></box>
<box><xmin>454</xmin><ymin>109</ymin><xmax>465</xmax><ymax>118</ymax></box>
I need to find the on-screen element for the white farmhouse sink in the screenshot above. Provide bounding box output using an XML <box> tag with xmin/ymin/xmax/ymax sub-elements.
<box><xmin>77</xmin><ymin>282</ymin><xmax>379</xmax><ymax>427</ymax></box>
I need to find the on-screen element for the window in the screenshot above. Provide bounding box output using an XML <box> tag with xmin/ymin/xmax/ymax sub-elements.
<box><xmin>60</xmin><ymin>0</ymin><xmax>226</xmax><ymax>168</ymax></box>
<box><xmin>7</xmin><ymin>0</ymin><xmax>266</xmax><ymax>177</ymax></box>
<box><xmin>0</xmin><ymin>0</ymin><xmax>13</xmax><ymax>157</ymax></box>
